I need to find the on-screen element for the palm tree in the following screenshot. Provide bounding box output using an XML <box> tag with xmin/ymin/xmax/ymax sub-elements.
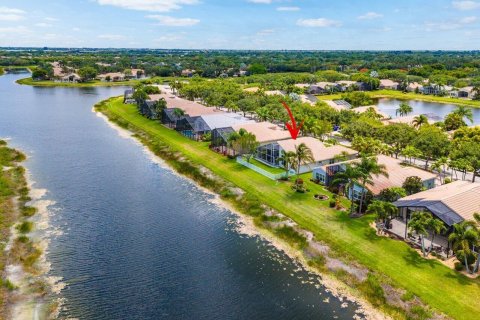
<box><xmin>396</xmin><ymin>103</ymin><xmax>413</xmax><ymax>117</ymax></box>
<box><xmin>353</xmin><ymin>156</ymin><xmax>389</xmax><ymax>214</ymax></box>
<box><xmin>401</xmin><ymin>145</ymin><xmax>422</xmax><ymax>165</ymax></box>
<box><xmin>278</xmin><ymin>151</ymin><xmax>296</xmax><ymax>180</ymax></box>
<box><xmin>427</xmin><ymin>218</ymin><xmax>446</xmax><ymax>254</ymax></box>
<box><xmin>412</xmin><ymin>114</ymin><xmax>428</xmax><ymax>128</ymax></box>
<box><xmin>293</xmin><ymin>143</ymin><xmax>314</xmax><ymax>178</ymax></box>
<box><xmin>367</xmin><ymin>200</ymin><xmax>397</xmax><ymax>231</ymax></box>
<box><xmin>448</xmin><ymin>221</ymin><xmax>479</xmax><ymax>273</ymax></box>
<box><xmin>453</xmin><ymin>105</ymin><xmax>474</xmax><ymax>124</ymax></box>
<box><xmin>472</xmin><ymin>213</ymin><xmax>480</xmax><ymax>273</ymax></box>
<box><xmin>408</xmin><ymin>211</ymin><xmax>431</xmax><ymax>257</ymax></box>
<box><xmin>331</xmin><ymin>165</ymin><xmax>362</xmax><ymax>215</ymax></box>
<box><xmin>173</xmin><ymin>108</ymin><xmax>185</xmax><ymax>118</ymax></box>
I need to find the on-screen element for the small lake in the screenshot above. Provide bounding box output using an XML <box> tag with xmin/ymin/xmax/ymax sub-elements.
<box><xmin>376</xmin><ymin>98</ymin><xmax>480</xmax><ymax>125</ymax></box>
<box><xmin>0</xmin><ymin>73</ymin><xmax>360</xmax><ymax>319</ymax></box>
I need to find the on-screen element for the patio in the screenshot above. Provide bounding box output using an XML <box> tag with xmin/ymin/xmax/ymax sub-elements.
<box><xmin>381</xmin><ymin>218</ymin><xmax>452</xmax><ymax>259</ymax></box>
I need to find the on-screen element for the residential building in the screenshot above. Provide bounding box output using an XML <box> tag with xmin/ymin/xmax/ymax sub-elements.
<box><xmin>312</xmin><ymin>155</ymin><xmax>437</xmax><ymax>200</ymax></box>
<box><xmin>379</xmin><ymin>79</ymin><xmax>399</xmax><ymax>90</ymax></box>
<box><xmin>394</xmin><ymin>180</ymin><xmax>480</xmax><ymax>233</ymax></box>
<box><xmin>406</xmin><ymin>82</ymin><xmax>423</xmax><ymax>93</ymax></box>
<box><xmin>307</xmin><ymin>82</ymin><xmax>341</xmax><ymax>94</ymax></box>
<box><xmin>458</xmin><ymin>86</ymin><xmax>475</xmax><ymax>99</ymax></box>
<box><xmin>98</xmin><ymin>72</ymin><xmax>125</xmax><ymax>82</ymax></box>
<box><xmin>178</xmin><ymin>113</ymin><xmax>254</xmax><ymax>140</ymax></box>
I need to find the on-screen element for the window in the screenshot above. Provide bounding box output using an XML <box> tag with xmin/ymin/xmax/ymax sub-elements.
<box><xmin>315</xmin><ymin>172</ymin><xmax>326</xmax><ymax>184</ymax></box>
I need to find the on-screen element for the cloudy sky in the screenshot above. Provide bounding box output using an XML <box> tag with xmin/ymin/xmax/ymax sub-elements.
<box><xmin>0</xmin><ymin>0</ymin><xmax>479</xmax><ymax>49</ymax></box>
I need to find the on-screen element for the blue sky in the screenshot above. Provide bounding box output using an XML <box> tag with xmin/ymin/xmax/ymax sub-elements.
<box><xmin>0</xmin><ymin>0</ymin><xmax>479</xmax><ymax>49</ymax></box>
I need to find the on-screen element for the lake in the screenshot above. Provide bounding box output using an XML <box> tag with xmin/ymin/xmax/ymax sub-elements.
<box><xmin>0</xmin><ymin>73</ymin><xmax>360</xmax><ymax>319</ymax></box>
<box><xmin>376</xmin><ymin>98</ymin><xmax>480</xmax><ymax>125</ymax></box>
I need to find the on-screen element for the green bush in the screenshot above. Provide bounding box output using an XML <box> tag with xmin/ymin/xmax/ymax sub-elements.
<box><xmin>274</xmin><ymin>225</ymin><xmax>307</xmax><ymax>249</ymax></box>
<box><xmin>456</xmin><ymin>251</ymin><xmax>476</xmax><ymax>266</ymax></box>
<box><xmin>329</xmin><ymin>199</ymin><xmax>336</xmax><ymax>208</ymax></box>
<box><xmin>16</xmin><ymin>221</ymin><xmax>33</xmax><ymax>234</ymax></box>
<box><xmin>454</xmin><ymin>262</ymin><xmax>464</xmax><ymax>271</ymax></box>
<box><xmin>401</xmin><ymin>291</ymin><xmax>415</xmax><ymax>302</ymax></box>
<box><xmin>409</xmin><ymin>305</ymin><xmax>432</xmax><ymax>320</ymax></box>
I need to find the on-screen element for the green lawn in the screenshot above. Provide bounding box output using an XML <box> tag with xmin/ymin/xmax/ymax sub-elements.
<box><xmin>0</xmin><ymin>67</ymin><xmax>4</xmax><ymax>76</ymax></box>
<box><xmin>247</xmin><ymin>158</ymin><xmax>286</xmax><ymax>174</ymax></box>
<box><xmin>104</xmin><ymin>97</ymin><xmax>480</xmax><ymax>320</ymax></box>
<box><xmin>316</xmin><ymin>90</ymin><xmax>480</xmax><ymax>108</ymax></box>
<box><xmin>16</xmin><ymin>77</ymin><xmax>139</xmax><ymax>87</ymax></box>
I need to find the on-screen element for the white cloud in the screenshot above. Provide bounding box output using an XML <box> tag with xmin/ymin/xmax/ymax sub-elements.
<box><xmin>147</xmin><ymin>15</ymin><xmax>199</xmax><ymax>26</ymax></box>
<box><xmin>247</xmin><ymin>0</ymin><xmax>272</xmax><ymax>3</ymax></box>
<box><xmin>0</xmin><ymin>26</ymin><xmax>30</xmax><ymax>35</ymax></box>
<box><xmin>95</xmin><ymin>0</ymin><xmax>198</xmax><ymax>12</ymax></box>
<box><xmin>452</xmin><ymin>1</ymin><xmax>480</xmax><ymax>10</ymax></box>
<box><xmin>35</xmin><ymin>23</ymin><xmax>52</xmax><ymax>27</ymax></box>
<box><xmin>277</xmin><ymin>6</ymin><xmax>300</xmax><ymax>11</ymax></box>
<box><xmin>296</xmin><ymin>18</ymin><xmax>342</xmax><ymax>27</ymax></box>
<box><xmin>358</xmin><ymin>12</ymin><xmax>383</xmax><ymax>20</ymax></box>
<box><xmin>0</xmin><ymin>7</ymin><xmax>26</xmax><ymax>21</ymax></box>
<box><xmin>460</xmin><ymin>16</ymin><xmax>477</xmax><ymax>23</ymax></box>
<box><xmin>98</xmin><ymin>34</ymin><xmax>126</xmax><ymax>40</ymax></box>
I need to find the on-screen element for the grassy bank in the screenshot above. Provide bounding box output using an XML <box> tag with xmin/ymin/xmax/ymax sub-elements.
<box><xmin>16</xmin><ymin>77</ymin><xmax>139</xmax><ymax>87</ymax></box>
<box><xmin>0</xmin><ymin>140</ymin><xmax>44</xmax><ymax>317</ymax></box>
<box><xmin>316</xmin><ymin>90</ymin><xmax>480</xmax><ymax>108</ymax></box>
<box><xmin>0</xmin><ymin>68</ymin><xmax>4</xmax><ymax>76</ymax></box>
<box><xmin>98</xmin><ymin>97</ymin><xmax>480</xmax><ymax>320</ymax></box>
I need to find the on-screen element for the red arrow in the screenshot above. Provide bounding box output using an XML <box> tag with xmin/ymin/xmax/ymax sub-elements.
<box><xmin>281</xmin><ymin>101</ymin><xmax>303</xmax><ymax>140</ymax></box>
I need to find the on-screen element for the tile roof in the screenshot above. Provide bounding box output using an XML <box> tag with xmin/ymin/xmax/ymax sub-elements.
<box><xmin>394</xmin><ymin>180</ymin><xmax>480</xmax><ymax>225</ymax></box>
<box><xmin>149</xmin><ymin>93</ymin><xmax>223</xmax><ymax>117</ymax></box>
<box><xmin>232</xmin><ymin>122</ymin><xmax>292</xmax><ymax>144</ymax></box>
<box><xmin>276</xmin><ymin>137</ymin><xmax>356</xmax><ymax>162</ymax></box>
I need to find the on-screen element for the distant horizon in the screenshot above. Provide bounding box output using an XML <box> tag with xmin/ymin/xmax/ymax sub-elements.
<box><xmin>0</xmin><ymin>0</ymin><xmax>479</xmax><ymax>50</ymax></box>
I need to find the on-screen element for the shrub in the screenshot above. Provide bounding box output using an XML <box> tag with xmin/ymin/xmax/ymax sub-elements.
<box><xmin>360</xmin><ymin>274</ymin><xmax>385</xmax><ymax>306</ymax></box>
<box><xmin>16</xmin><ymin>221</ymin><xmax>33</xmax><ymax>234</ymax></box>
<box><xmin>329</xmin><ymin>199</ymin><xmax>336</xmax><ymax>208</ymax></box>
<box><xmin>409</xmin><ymin>305</ymin><xmax>432</xmax><ymax>320</ymax></box>
<box><xmin>401</xmin><ymin>291</ymin><xmax>414</xmax><ymax>302</ymax></box>
<box><xmin>275</xmin><ymin>226</ymin><xmax>307</xmax><ymax>249</ymax></box>
<box><xmin>456</xmin><ymin>251</ymin><xmax>476</xmax><ymax>266</ymax></box>
<box><xmin>454</xmin><ymin>262</ymin><xmax>464</xmax><ymax>271</ymax></box>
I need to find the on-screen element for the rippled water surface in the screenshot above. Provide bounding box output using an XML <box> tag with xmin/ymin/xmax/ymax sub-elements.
<box><xmin>0</xmin><ymin>73</ymin><xmax>360</xmax><ymax>319</ymax></box>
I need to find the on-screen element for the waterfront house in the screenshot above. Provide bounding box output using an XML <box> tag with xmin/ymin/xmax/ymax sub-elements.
<box><xmin>256</xmin><ymin>137</ymin><xmax>357</xmax><ymax>173</ymax></box>
<box><xmin>179</xmin><ymin>113</ymin><xmax>254</xmax><ymax>140</ymax></box>
<box><xmin>336</xmin><ymin>80</ymin><xmax>358</xmax><ymax>91</ymax></box>
<box><xmin>393</xmin><ymin>180</ymin><xmax>480</xmax><ymax>235</ymax></box>
<box><xmin>324</xmin><ymin>100</ymin><xmax>351</xmax><ymax>111</ymax></box>
<box><xmin>60</xmin><ymin>73</ymin><xmax>81</xmax><ymax>83</ymax></box>
<box><xmin>458</xmin><ymin>86</ymin><xmax>475</xmax><ymax>99</ymax></box>
<box><xmin>124</xmin><ymin>89</ymin><xmax>135</xmax><ymax>104</ymax></box>
<box><xmin>181</xmin><ymin>69</ymin><xmax>195</xmax><ymax>77</ymax></box>
<box><xmin>211</xmin><ymin>121</ymin><xmax>291</xmax><ymax>155</ymax></box>
<box><xmin>312</xmin><ymin>155</ymin><xmax>437</xmax><ymax>200</ymax></box>
<box><xmin>379</xmin><ymin>79</ymin><xmax>399</xmax><ymax>90</ymax></box>
<box><xmin>98</xmin><ymin>72</ymin><xmax>125</xmax><ymax>82</ymax></box>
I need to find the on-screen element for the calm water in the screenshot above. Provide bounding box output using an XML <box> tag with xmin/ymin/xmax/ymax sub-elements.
<box><xmin>0</xmin><ymin>73</ymin><xmax>359</xmax><ymax>319</ymax></box>
<box><xmin>376</xmin><ymin>98</ymin><xmax>480</xmax><ymax>125</ymax></box>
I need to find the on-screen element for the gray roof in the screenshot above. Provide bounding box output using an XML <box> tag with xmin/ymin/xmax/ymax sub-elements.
<box><xmin>394</xmin><ymin>181</ymin><xmax>480</xmax><ymax>226</ymax></box>
<box><xmin>198</xmin><ymin>113</ymin><xmax>254</xmax><ymax>131</ymax></box>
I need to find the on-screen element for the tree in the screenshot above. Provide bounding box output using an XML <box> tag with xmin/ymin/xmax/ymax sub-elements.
<box><xmin>427</xmin><ymin>218</ymin><xmax>446</xmax><ymax>254</ymax></box>
<box><xmin>367</xmin><ymin>200</ymin><xmax>398</xmax><ymax>231</ymax></box>
<box><xmin>450</xmin><ymin>140</ymin><xmax>480</xmax><ymax>182</ymax></box>
<box><xmin>472</xmin><ymin>213</ymin><xmax>480</xmax><ymax>273</ymax></box>
<box><xmin>31</xmin><ymin>68</ymin><xmax>48</xmax><ymax>80</ymax></box>
<box><xmin>231</xmin><ymin>129</ymin><xmax>259</xmax><ymax>162</ymax></box>
<box><xmin>378</xmin><ymin>187</ymin><xmax>407</xmax><ymax>202</ymax></box>
<box><xmin>400</xmin><ymin>145</ymin><xmax>422</xmax><ymax>164</ymax></box>
<box><xmin>396</xmin><ymin>103</ymin><xmax>413</xmax><ymax>117</ymax></box>
<box><xmin>341</xmin><ymin>92</ymin><xmax>373</xmax><ymax>107</ymax></box>
<box><xmin>378</xmin><ymin>124</ymin><xmax>416</xmax><ymax>158</ymax></box>
<box><xmin>173</xmin><ymin>108</ymin><xmax>185</xmax><ymax>118</ymax></box>
<box><xmin>152</xmin><ymin>98</ymin><xmax>167</xmax><ymax>119</ymax></box>
<box><xmin>444</xmin><ymin>113</ymin><xmax>466</xmax><ymax>131</ymax></box>
<box><xmin>278</xmin><ymin>151</ymin><xmax>296</xmax><ymax>180</ymax></box>
<box><xmin>293</xmin><ymin>143</ymin><xmax>314</xmax><ymax>178</ymax></box>
<box><xmin>78</xmin><ymin>66</ymin><xmax>97</xmax><ymax>81</ymax></box>
<box><xmin>402</xmin><ymin>176</ymin><xmax>423</xmax><ymax>195</ymax></box>
<box><xmin>408</xmin><ymin>211</ymin><xmax>431</xmax><ymax>257</ymax></box>
<box><xmin>354</xmin><ymin>156</ymin><xmax>389</xmax><ymax>214</ymax></box>
<box><xmin>132</xmin><ymin>89</ymin><xmax>148</xmax><ymax>103</ymax></box>
<box><xmin>351</xmin><ymin>136</ymin><xmax>384</xmax><ymax>156</ymax></box>
<box><xmin>413</xmin><ymin>126</ymin><xmax>450</xmax><ymax>169</ymax></box>
<box><xmin>449</xmin><ymin>221</ymin><xmax>479</xmax><ymax>273</ymax></box>
<box><xmin>248</xmin><ymin>63</ymin><xmax>267</xmax><ymax>75</ymax></box>
<box><xmin>412</xmin><ymin>114</ymin><xmax>429</xmax><ymax>128</ymax></box>
<box><xmin>332</xmin><ymin>165</ymin><xmax>362</xmax><ymax>215</ymax></box>
<box><xmin>453</xmin><ymin>105</ymin><xmax>474</xmax><ymax>124</ymax></box>
<box><xmin>431</xmin><ymin>157</ymin><xmax>450</xmax><ymax>184</ymax></box>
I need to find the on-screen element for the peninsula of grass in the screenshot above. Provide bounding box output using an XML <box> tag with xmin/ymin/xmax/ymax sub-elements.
<box><xmin>16</xmin><ymin>77</ymin><xmax>140</xmax><ymax>87</ymax></box>
<box><xmin>316</xmin><ymin>89</ymin><xmax>480</xmax><ymax>108</ymax></box>
<box><xmin>97</xmin><ymin>97</ymin><xmax>480</xmax><ymax>320</ymax></box>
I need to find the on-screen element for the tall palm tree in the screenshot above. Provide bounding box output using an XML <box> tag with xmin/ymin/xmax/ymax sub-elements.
<box><xmin>331</xmin><ymin>165</ymin><xmax>362</xmax><ymax>215</ymax></box>
<box><xmin>293</xmin><ymin>143</ymin><xmax>314</xmax><ymax>178</ymax></box>
<box><xmin>453</xmin><ymin>105</ymin><xmax>474</xmax><ymax>124</ymax></box>
<box><xmin>408</xmin><ymin>211</ymin><xmax>431</xmax><ymax>257</ymax></box>
<box><xmin>472</xmin><ymin>213</ymin><xmax>480</xmax><ymax>273</ymax></box>
<box><xmin>173</xmin><ymin>108</ymin><xmax>185</xmax><ymax>118</ymax></box>
<box><xmin>278</xmin><ymin>151</ymin><xmax>296</xmax><ymax>180</ymax></box>
<box><xmin>412</xmin><ymin>114</ymin><xmax>428</xmax><ymax>128</ymax></box>
<box><xmin>448</xmin><ymin>221</ymin><xmax>479</xmax><ymax>274</ymax></box>
<box><xmin>353</xmin><ymin>156</ymin><xmax>389</xmax><ymax>214</ymax></box>
<box><xmin>396</xmin><ymin>103</ymin><xmax>413</xmax><ymax>117</ymax></box>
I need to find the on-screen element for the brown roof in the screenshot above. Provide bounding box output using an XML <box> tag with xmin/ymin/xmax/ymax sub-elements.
<box><xmin>352</xmin><ymin>106</ymin><xmax>390</xmax><ymax>119</ymax></box>
<box><xmin>232</xmin><ymin>122</ymin><xmax>291</xmax><ymax>144</ymax></box>
<box><xmin>323</xmin><ymin>155</ymin><xmax>437</xmax><ymax>195</ymax></box>
<box><xmin>149</xmin><ymin>93</ymin><xmax>222</xmax><ymax>117</ymax></box>
<box><xmin>277</xmin><ymin>137</ymin><xmax>356</xmax><ymax>162</ymax></box>
<box><xmin>394</xmin><ymin>180</ymin><xmax>480</xmax><ymax>225</ymax></box>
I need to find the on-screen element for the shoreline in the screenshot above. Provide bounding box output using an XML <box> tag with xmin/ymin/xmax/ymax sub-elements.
<box><xmin>15</xmin><ymin>77</ymin><xmax>139</xmax><ymax>88</ymax></box>
<box><xmin>93</xmin><ymin>107</ymin><xmax>388</xmax><ymax>319</ymax></box>
<box><xmin>0</xmin><ymin>141</ymin><xmax>58</xmax><ymax>319</ymax></box>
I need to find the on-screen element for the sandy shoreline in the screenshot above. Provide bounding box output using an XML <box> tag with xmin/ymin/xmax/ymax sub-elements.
<box><xmin>93</xmin><ymin>107</ymin><xmax>391</xmax><ymax>320</ymax></box>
